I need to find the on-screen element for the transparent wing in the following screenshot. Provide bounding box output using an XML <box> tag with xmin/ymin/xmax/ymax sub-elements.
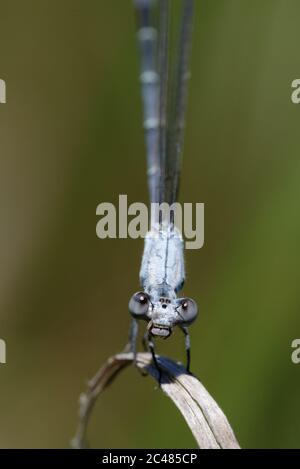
<box><xmin>157</xmin><ymin>0</ymin><xmax>170</xmax><ymax>204</ymax></box>
<box><xmin>135</xmin><ymin>0</ymin><xmax>194</xmax><ymax>206</ymax></box>
<box><xmin>165</xmin><ymin>0</ymin><xmax>194</xmax><ymax>205</ymax></box>
<box><xmin>135</xmin><ymin>0</ymin><xmax>160</xmax><ymax>204</ymax></box>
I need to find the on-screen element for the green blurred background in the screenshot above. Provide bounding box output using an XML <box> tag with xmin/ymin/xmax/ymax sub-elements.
<box><xmin>0</xmin><ymin>0</ymin><xmax>300</xmax><ymax>449</ymax></box>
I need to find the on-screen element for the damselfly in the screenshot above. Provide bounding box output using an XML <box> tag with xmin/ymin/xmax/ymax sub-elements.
<box><xmin>127</xmin><ymin>0</ymin><xmax>198</xmax><ymax>381</ymax></box>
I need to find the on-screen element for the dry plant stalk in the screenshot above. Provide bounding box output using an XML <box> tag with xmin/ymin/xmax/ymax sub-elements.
<box><xmin>71</xmin><ymin>352</ymin><xmax>240</xmax><ymax>449</ymax></box>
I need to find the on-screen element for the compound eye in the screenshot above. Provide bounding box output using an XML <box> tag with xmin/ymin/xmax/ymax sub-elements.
<box><xmin>177</xmin><ymin>297</ymin><xmax>198</xmax><ymax>325</ymax></box>
<box><xmin>129</xmin><ymin>291</ymin><xmax>150</xmax><ymax>318</ymax></box>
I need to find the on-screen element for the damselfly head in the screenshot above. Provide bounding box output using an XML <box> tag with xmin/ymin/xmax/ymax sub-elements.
<box><xmin>129</xmin><ymin>291</ymin><xmax>198</xmax><ymax>333</ymax></box>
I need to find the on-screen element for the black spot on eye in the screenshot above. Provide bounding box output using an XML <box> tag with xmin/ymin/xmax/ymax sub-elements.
<box><xmin>139</xmin><ymin>295</ymin><xmax>148</xmax><ymax>304</ymax></box>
